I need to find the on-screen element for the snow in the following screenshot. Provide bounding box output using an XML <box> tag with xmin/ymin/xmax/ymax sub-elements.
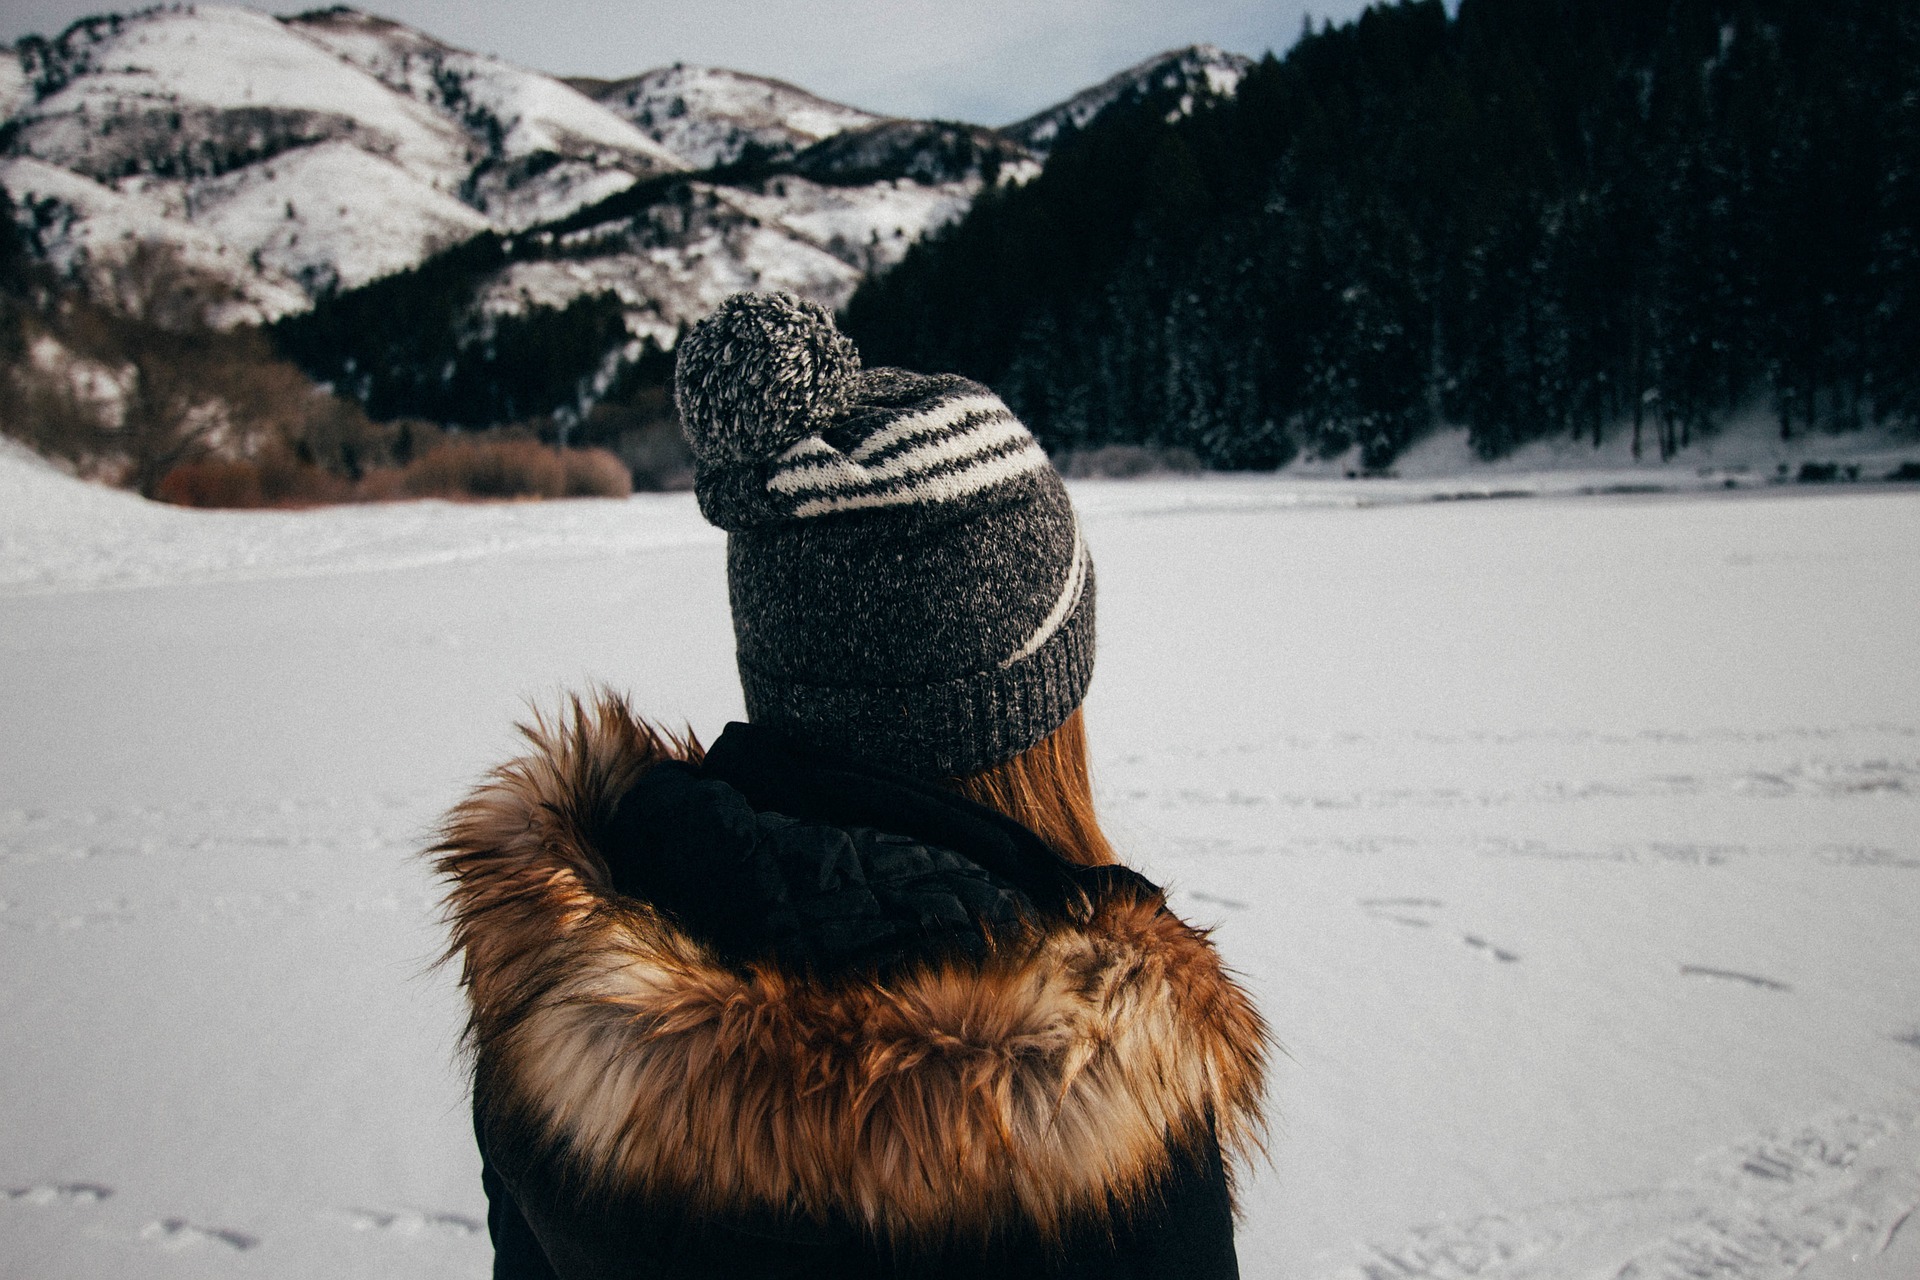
<box><xmin>1285</xmin><ymin>416</ymin><xmax>1920</xmax><ymax>498</ymax></box>
<box><xmin>289</xmin><ymin>9</ymin><xmax>683</xmax><ymax>172</ymax></box>
<box><xmin>0</xmin><ymin>46</ymin><xmax>28</xmax><ymax>121</ymax></box>
<box><xmin>590</xmin><ymin>64</ymin><xmax>881</xmax><ymax>170</ymax></box>
<box><xmin>184</xmin><ymin>142</ymin><xmax>491</xmax><ymax>294</ymax></box>
<box><xmin>286</xmin><ymin>7</ymin><xmax>681</xmax><ymax>229</ymax></box>
<box><xmin>478</xmin><ymin>182</ymin><xmax>866</xmax><ymax>346</ymax></box>
<box><xmin>4</xmin><ymin>448</ymin><xmax>1919</xmax><ymax>1280</ymax></box>
<box><xmin>461</xmin><ymin>68</ymin><xmax>680</xmax><ymax>170</ymax></box>
<box><xmin>0</xmin><ymin>156</ymin><xmax>312</xmax><ymax>322</ymax></box>
<box><xmin>1386</xmin><ymin>416</ymin><xmax>1920</xmax><ymax>486</ymax></box>
<box><xmin>474</xmin><ymin>174</ymin><xmax>982</xmax><ymax>341</ymax></box>
<box><xmin>0</xmin><ymin>5</ymin><xmax>690</xmax><ymax>310</ymax></box>
<box><xmin>463</xmin><ymin>159</ymin><xmax>638</xmax><ymax>234</ymax></box>
<box><xmin>3</xmin><ymin>8</ymin><xmax>1180</xmax><ymax>338</ymax></box>
<box><xmin>0</xmin><ymin>4</ymin><xmax>486</xmax><ymax>311</ymax></box>
<box><xmin>1006</xmin><ymin>44</ymin><xmax>1254</xmax><ymax>152</ymax></box>
<box><xmin>0</xmin><ymin>437</ymin><xmax>713</xmax><ymax>597</ymax></box>
<box><xmin>15</xmin><ymin>5</ymin><xmax>470</xmax><ymax>183</ymax></box>
<box><xmin>722</xmin><ymin>173</ymin><xmax>978</xmax><ymax>272</ymax></box>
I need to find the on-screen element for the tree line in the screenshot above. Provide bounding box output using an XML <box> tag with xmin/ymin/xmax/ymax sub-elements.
<box><xmin>842</xmin><ymin>0</ymin><xmax>1920</xmax><ymax>469</ymax></box>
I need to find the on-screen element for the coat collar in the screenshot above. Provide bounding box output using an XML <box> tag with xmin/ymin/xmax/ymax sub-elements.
<box><xmin>434</xmin><ymin>693</ymin><xmax>1270</xmax><ymax>1247</ymax></box>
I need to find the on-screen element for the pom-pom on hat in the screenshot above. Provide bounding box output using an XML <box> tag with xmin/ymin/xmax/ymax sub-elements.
<box><xmin>675</xmin><ymin>292</ymin><xmax>1094</xmax><ymax>779</ymax></box>
<box><xmin>674</xmin><ymin>292</ymin><xmax>861</xmax><ymax>467</ymax></box>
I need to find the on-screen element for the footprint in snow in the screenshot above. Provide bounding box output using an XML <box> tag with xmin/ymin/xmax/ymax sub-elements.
<box><xmin>1186</xmin><ymin>890</ymin><xmax>1249</xmax><ymax>911</ymax></box>
<box><xmin>1341</xmin><ymin>1109</ymin><xmax>1920</xmax><ymax>1280</ymax></box>
<box><xmin>5</xmin><ymin>1182</ymin><xmax>112</xmax><ymax>1206</ymax></box>
<box><xmin>1362</xmin><ymin>900</ymin><xmax>1521</xmax><ymax>961</ymax></box>
<box><xmin>1360</xmin><ymin>897</ymin><xmax>1443</xmax><ymax>928</ymax></box>
<box><xmin>1678</xmin><ymin>964</ymin><xmax>1791</xmax><ymax>992</ymax></box>
<box><xmin>341</xmin><ymin>1207</ymin><xmax>483</xmax><ymax>1237</ymax></box>
<box><xmin>140</xmin><ymin>1218</ymin><xmax>258</xmax><ymax>1251</ymax></box>
<box><xmin>1462</xmin><ymin>934</ymin><xmax>1520</xmax><ymax>963</ymax></box>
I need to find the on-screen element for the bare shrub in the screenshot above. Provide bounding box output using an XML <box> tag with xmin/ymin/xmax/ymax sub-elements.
<box><xmin>0</xmin><ymin>237</ymin><xmax>439</xmax><ymax>498</ymax></box>
<box><xmin>144</xmin><ymin>436</ymin><xmax>631</xmax><ymax>507</ymax></box>
<box><xmin>354</xmin><ymin>468</ymin><xmax>410</xmax><ymax>502</ymax></box>
<box><xmin>154</xmin><ymin>452</ymin><xmax>354</xmax><ymax>508</ymax></box>
<box><xmin>561</xmin><ymin>446</ymin><xmax>633</xmax><ymax>498</ymax></box>
<box><xmin>391</xmin><ymin>439</ymin><xmax>633</xmax><ymax>502</ymax></box>
<box><xmin>387</xmin><ymin>418</ymin><xmax>446</xmax><ymax>466</ymax></box>
<box><xmin>401</xmin><ymin>438</ymin><xmax>566</xmax><ymax>500</ymax></box>
<box><xmin>4</xmin><ymin>234</ymin><xmax>635</xmax><ymax>507</ymax></box>
<box><xmin>155</xmin><ymin>459</ymin><xmax>264</xmax><ymax>509</ymax></box>
<box><xmin>257</xmin><ymin>452</ymin><xmax>352</xmax><ymax>506</ymax></box>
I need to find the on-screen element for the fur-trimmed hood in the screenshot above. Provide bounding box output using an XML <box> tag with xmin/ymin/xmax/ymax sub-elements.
<box><xmin>434</xmin><ymin>694</ymin><xmax>1270</xmax><ymax>1252</ymax></box>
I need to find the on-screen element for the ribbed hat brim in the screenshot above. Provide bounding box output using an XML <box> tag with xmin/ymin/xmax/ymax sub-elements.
<box><xmin>738</xmin><ymin>576</ymin><xmax>1095</xmax><ymax>779</ymax></box>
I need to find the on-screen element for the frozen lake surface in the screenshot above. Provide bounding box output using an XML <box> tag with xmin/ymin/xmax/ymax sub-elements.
<box><xmin>3</xmin><ymin>450</ymin><xmax>1917</xmax><ymax>1278</ymax></box>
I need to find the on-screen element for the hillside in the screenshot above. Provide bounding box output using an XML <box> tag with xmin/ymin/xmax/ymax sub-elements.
<box><xmin>0</xmin><ymin>4</ymin><xmax>683</xmax><ymax>314</ymax></box>
<box><xmin>574</xmin><ymin>64</ymin><xmax>882</xmax><ymax>169</ymax></box>
<box><xmin>1003</xmin><ymin>43</ymin><xmax>1252</xmax><ymax>155</ymax></box>
<box><xmin>261</xmin><ymin>45</ymin><xmax>1230</xmax><ymax>433</ymax></box>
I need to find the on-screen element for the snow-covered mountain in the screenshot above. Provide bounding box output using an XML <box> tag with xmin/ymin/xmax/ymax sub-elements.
<box><xmin>1005</xmin><ymin>44</ymin><xmax>1254</xmax><ymax>155</ymax></box>
<box><xmin>787</xmin><ymin>119</ymin><xmax>1037</xmax><ymax>187</ymax></box>
<box><xmin>286</xmin><ymin>8</ymin><xmax>684</xmax><ymax>230</ymax></box>
<box><xmin>499</xmin><ymin>79</ymin><xmax>1037</xmax><ymax>340</ymax></box>
<box><xmin>1</xmin><ymin>6</ymin><xmax>1252</xmax><ymax>351</ymax></box>
<box><xmin>4</xmin><ymin>6</ymin><xmax>460</xmax><ymax>316</ymax></box>
<box><xmin>575</xmin><ymin>64</ymin><xmax>881</xmax><ymax>170</ymax></box>
<box><xmin>476</xmin><ymin>173</ymin><xmax>988</xmax><ymax>351</ymax></box>
<box><xmin>0</xmin><ymin>4</ymin><xmax>684</xmax><ymax>316</ymax></box>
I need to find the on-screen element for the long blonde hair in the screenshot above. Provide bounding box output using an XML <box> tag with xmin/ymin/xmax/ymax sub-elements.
<box><xmin>944</xmin><ymin>707</ymin><xmax>1116</xmax><ymax>867</ymax></box>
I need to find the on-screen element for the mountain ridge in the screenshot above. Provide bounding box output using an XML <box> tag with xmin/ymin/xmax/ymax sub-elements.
<box><xmin>2</xmin><ymin>6</ymin><xmax>1259</xmax><ymax>454</ymax></box>
<box><xmin>2</xmin><ymin>7</ymin><xmax>1249</xmax><ymax>333</ymax></box>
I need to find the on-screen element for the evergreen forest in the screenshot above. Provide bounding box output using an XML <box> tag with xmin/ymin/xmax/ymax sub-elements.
<box><xmin>843</xmin><ymin>0</ymin><xmax>1920</xmax><ymax>469</ymax></box>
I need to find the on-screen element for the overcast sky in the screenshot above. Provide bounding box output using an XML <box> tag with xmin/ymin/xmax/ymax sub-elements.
<box><xmin>2</xmin><ymin>0</ymin><xmax>1376</xmax><ymax>125</ymax></box>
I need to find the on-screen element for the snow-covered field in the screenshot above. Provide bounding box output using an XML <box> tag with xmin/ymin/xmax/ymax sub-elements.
<box><xmin>2</xmin><ymin>446</ymin><xmax>1917</xmax><ymax>1279</ymax></box>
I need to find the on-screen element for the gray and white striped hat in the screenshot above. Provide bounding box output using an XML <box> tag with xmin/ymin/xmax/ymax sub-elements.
<box><xmin>674</xmin><ymin>292</ymin><xmax>1093</xmax><ymax>778</ymax></box>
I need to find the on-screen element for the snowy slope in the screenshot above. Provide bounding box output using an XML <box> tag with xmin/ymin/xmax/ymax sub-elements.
<box><xmin>582</xmin><ymin>64</ymin><xmax>882</xmax><ymax>170</ymax></box>
<box><xmin>0</xmin><ymin>8</ymin><xmax>1012</xmax><ymax>328</ymax></box>
<box><xmin>0</xmin><ymin>435</ymin><xmax>714</xmax><ymax>594</ymax></box>
<box><xmin>788</xmin><ymin>118</ymin><xmax>1036</xmax><ymax>186</ymax></box>
<box><xmin>727</xmin><ymin>174</ymin><xmax>979</xmax><ymax>273</ymax></box>
<box><xmin>286</xmin><ymin>7</ymin><xmax>684</xmax><ymax>230</ymax></box>
<box><xmin>1</xmin><ymin>457</ymin><xmax>1917</xmax><ymax>1280</ymax></box>
<box><xmin>477</xmin><ymin>182</ymin><xmax>865</xmax><ymax>349</ymax></box>
<box><xmin>181</xmin><ymin>142</ymin><xmax>491</xmax><ymax>295</ymax></box>
<box><xmin>0</xmin><ymin>4</ymin><xmax>688</xmax><ymax>306</ymax></box>
<box><xmin>0</xmin><ymin>155</ymin><xmax>311</xmax><ymax>321</ymax></box>
<box><xmin>10</xmin><ymin>6</ymin><xmax>471</xmax><ymax>184</ymax></box>
<box><xmin>1005</xmin><ymin>44</ymin><xmax>1254</xmax><ymax>153</ymax></box>
<box><xmin>0</xmin><ymin>43</ymin><xmax>29</xmax><ymax>120</ymax></box>
<box><xmin>473</xmin><ymin>170</ymin><xmax>991</xmax><ymax>346</ymax></box>
<box><xmin>1</xmin><ymin>5</ymin><xmax>484</xmax><ymax>309</ymax></box>
<box><xmin>0</xmin><ymin>435</ymin><xmax>169</xmax><ymax>541</ymax></box>
<box><xmin>456</xmin><ymin>120</ymin><xmax>1023</xmax><ymax>340</ymax></box>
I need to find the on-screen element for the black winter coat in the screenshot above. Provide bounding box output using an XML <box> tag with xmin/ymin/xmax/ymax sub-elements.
<box><xmin>435</xmin><ymin>696</ymin><xmax>1269</xmax><ymax>1280</ymax></box>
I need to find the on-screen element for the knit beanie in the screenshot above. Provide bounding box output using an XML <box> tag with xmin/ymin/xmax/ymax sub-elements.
<box><xmin>674</xmin><ymin>292</ymin><xmax>1094</xmax><ymax>779</ymax></box>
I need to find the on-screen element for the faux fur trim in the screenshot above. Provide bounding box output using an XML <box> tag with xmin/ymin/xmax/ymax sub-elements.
<box><xmin>434</xmin><ymin>692</ymin><xmax>1269</xmax><ymax>1246</ymax></box>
